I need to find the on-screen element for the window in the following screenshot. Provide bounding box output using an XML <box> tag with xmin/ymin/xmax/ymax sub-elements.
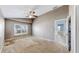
<box><xmin>14</xmin><ymin>24</ymin><xmax>28</xmax><ymax>36</ymax></box>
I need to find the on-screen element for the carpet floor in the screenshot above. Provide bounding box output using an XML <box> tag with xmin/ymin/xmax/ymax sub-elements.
<box><xmin>2</xmin><ymin>36</ymin><xmax>69</xmax><ymax>53</ymax></box>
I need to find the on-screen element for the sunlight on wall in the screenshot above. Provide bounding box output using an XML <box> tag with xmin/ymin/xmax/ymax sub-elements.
<box><xmin>0</xmin><ymin>20</ymin><xmax>4</xmax><ymax>52</ymax></box>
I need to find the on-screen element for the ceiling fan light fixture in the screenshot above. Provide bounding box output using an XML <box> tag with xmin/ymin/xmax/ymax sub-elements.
<box><xmin>28</xmin><ymin>11</ymin><xmax>37</xmax><ymax>18</ymax></box>
<box><xmin>29</xmin><ymin>15</ymin><xmax>33</xmax><ymax>18</ymax></box>
<box><xmin>25</xmin><ymin>8</ymin><xmax>38</xmax><ymax>19</ymax></box>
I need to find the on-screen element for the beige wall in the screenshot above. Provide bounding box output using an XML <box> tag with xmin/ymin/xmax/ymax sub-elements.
<box><xmin>69</xmin><ymin>6</ymin><xmax>76</xmax><ymax>53</ymax></box>
<box><xmin>32</xmin><ymin>6</ymin><xmax>69</xmax><ymax>40</ymax></box>
<box><xmin>5</xmin><ymin>19</ymin><xmax>32</xmax><ymax>39</ymax></box>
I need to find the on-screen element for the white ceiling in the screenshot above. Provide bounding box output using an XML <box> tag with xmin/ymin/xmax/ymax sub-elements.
<box><xmin>0</xmin><ymin>5</ymin><xmax>62</xmax><ymax>18</ymax></box>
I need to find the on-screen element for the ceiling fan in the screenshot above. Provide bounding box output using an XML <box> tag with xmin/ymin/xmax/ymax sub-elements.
<box><xmin>25</xmin><ymin>6</ymin><xmax>39</xmax><ymax>19</ymax></box>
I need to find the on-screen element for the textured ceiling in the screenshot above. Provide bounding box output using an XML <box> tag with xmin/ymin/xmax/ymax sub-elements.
<box><xmin>0</xmin><ymin>5</ymin><xmax>62</xmax><ymax>18</ymax></box>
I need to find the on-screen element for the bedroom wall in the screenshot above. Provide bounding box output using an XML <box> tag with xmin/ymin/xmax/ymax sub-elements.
<box><xmin>32</xmin><ymin>6</ymin><xmax>69</xmax><ymax>40</ymax></box>
<box><xmin>5</xmin><ymin>19</ymin><xmax>32</xmax><ymax>39</ymax></box>
<box><xmin>0</xmin><ymin>9</ymin><xmax>5</xmax><ymax>52</ymax></box>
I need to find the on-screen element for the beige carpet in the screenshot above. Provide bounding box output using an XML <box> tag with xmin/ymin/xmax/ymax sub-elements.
<box><xmin>2</xmin><ymin>36</ymin><xmax>69</xmax><ymax>53</ymax></box>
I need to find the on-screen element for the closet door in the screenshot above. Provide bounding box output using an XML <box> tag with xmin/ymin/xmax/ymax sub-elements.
<box><xmin>0</xmin><ymin>19</ymin><xmax>5</xmax><ymax>52</ymax></box>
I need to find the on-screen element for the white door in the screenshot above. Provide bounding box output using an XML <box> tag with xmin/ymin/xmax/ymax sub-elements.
<box><xmin>55</xmin><ymin>18</ymin><xmax>69</xmax><ymax>49</ymax></box>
